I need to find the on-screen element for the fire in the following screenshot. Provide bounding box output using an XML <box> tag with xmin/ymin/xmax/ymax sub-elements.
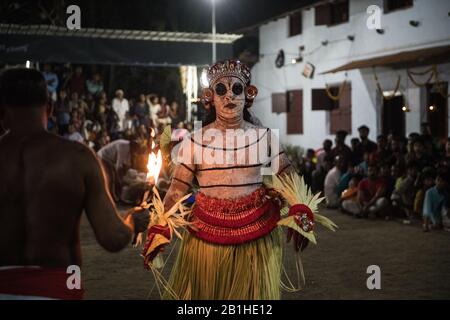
<box><xmin>146</xmin><ymin>150</ymin><xmax>162</xmax><ymax>184</ymax></box>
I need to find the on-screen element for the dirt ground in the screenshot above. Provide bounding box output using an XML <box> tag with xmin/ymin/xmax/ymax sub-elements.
<box><xmin>80</xmin><ymin>208</ymin><xmax>450</xmax><ymax>300</ymax></box>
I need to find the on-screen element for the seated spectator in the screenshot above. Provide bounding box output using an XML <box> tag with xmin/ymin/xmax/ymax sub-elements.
<box><xmin>312</xmin><ymin>155</ymin><xmax>333</xmax><ymax>194</ymax></box>
<box><xmin>337</xmin><ymin>165</ymin><xmax>361</xmax><ymax>197</ymax></box>
<box><xmin>131</xmin><ymin>94</ymin><xmax>150</xmax><ymax>127</ymax></box>
<box><xmin>97</xmin><ymin>139</ymin><xmax>144</xmax><ymax>202</ymax></box>
<box><xmin>169</xmin><ymin>101</ymin><xmax>181</xmax><ymax>125</ymax></box>
<box><xmin>55</xmin><ymin>89</ymin><xmax>71</xmax><ymax>135</ymax></box>
<box><xmin>341</xmin><ymin>174</ymin><xmax>363</xmax><ymax>215</ymax></box>
<box><xmin>64</xmin><ymin>123</ymin><xmax>84</xmax><ymax>143</ymax></box>
<box><xmin>70</xmin><ymin>109</ymin><xmax>82</xmax><ymax>132</ymax></box>
<box><xmin>147</xmin><ymin>94</ymin><xmax>161</xmax><ymax>128</ymax></box>
<box><xmin>357</xmin><ymin>125</ymin><xmax>377</xmax><ymax>155</ymax></box>
<box><xmin>330</xmin><ymin>130</ymin><xmax>352</xmax><ymax>163</ymax></box>
<box><xmin>350</xmin><ymin>138</ymin><xmax>362</xmax><ymax>166</ymax></box>
<box><xmin>357</xmin><ymin>151</ymin><xmax>370</xmax><ymax>177</ymax></box>
<box><xmin>406</xmin><ymin>137</ymin><xmax>431</xmax><ymax>171</ymax></box>
<box><xmin>386</xmin><ymin>135</ymin><xmax>406</xmax><ymax>168</ymax></box>
<box><xmin>42</xmin><ymin>63</ymin><xmax>59</xmax><ymax>102</ymax></box>
<box><xmin>324</xmin><ymin>156</ymin><xmax>347</xmax><ymax>208</ymax></box>
<box><xmin>86</xmin><ymin>72</ymin><xmax>104</xmax><ymax>97</ymax></box>
<box><xmin>302</xmin><ymin>148</ymin><xmax>316</xmax><ymax>187</ymax></box>
<box><xmin>112</xmin><ymin>89</ymin><xmax>129</xmax><ymax>132</ymax></box>
<box><xmin>120</xmin><ymin>169</ymin><xmax>148</xmax><ymax>205</ymax></box>
<box><xmin>95</xmin><ymin>130</ymin><xmax>111</xmax><ymax>150</ymax></box>
<box><xmin>414</xmin><ymin>168</ymin><xmax>436</xmax><ymax>221</ymax></box>
<box><xmin>391</xmin><ymin>161</ymin><xmax>419</xmax><ymax>219</ymax></box>
<box><xmin>355</xmin><ymin>165</ymin><xmax>388</xmax><ymax>218</ymax></box>
<box><xmin>65</xmin><ymin>65</ymin><xmax>86</xmax><ymax>97</ymax></box>
<box><xmin>423</xmin><ymin>170</ymin><xmax>449</xmax><ymax>231</ymax></box>
<box><xmin>370</xmin><ymin>135</ymin><xmax>391</xmax><ymax>165</ymax></box>
<box><xmin>316</xmin><ymin>139</ymin><xmax>333</xmax><ymax>170</ymax></box>
<box><xmin>157</xmin><ymin>96</ymin><xmax>172</xmax><ymax>126</ymax></box>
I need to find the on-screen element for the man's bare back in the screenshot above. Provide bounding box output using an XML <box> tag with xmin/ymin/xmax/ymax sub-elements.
<box><xmin>0</xmin><ymin>130</ymin><xmax>138</xmax><ymax>268</ymax></box>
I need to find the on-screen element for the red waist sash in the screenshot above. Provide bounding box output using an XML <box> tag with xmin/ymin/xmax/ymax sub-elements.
<box><xmin>190</xmin><ymin>187</ymin><xmax>280</xmax><ymax>245</ymax></box>
<box><xmin>0</xmin><ymin>267</ymin><xmax>84</xmax><ymax>300</ymax></box>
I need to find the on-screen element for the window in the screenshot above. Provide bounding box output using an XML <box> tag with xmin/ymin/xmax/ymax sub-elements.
<box><xmin>330</xmin><ymin>84</ymin><xmax>352</xmax><ymax>134</ymax></box>
<box><xmin>289</xmin><ymin>11</ymin><xmax>302</xmax><ymax>37</ymax></box>
<box><xmin>315</xmin><ymin>0</ymin><xmax>349</xmax><ymax>26</ymax></box>
<box><xmin>384</xmin><ymin>0</ymin><xmax>413</xmax><ymax>13</ymax></box>
<box><xmin>312</xmin><ymin>88</ymin><xmax>338</xmax><ymax>110</ymax></box>
<box><xmin>287</xmin><ymin>90</ymin><xmax>303</xmax><ymax>134</ymax></box>
<box><xmin>272</xmin><ymin>92</ymin><xmax>287</xmax><ymax>113</ymax></box>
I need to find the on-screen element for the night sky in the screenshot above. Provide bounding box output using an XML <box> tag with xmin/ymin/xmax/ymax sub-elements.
<box><xmin>1</xmin><ymin>0</ymin><xmax>320</xmax><ymax>33</ymax></box>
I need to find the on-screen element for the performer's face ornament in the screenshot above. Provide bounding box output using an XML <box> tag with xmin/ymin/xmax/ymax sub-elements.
<box><xmin>212</xmin><ymin>76</ymin><xmax>246</xmax><ymax>121</ymax></box>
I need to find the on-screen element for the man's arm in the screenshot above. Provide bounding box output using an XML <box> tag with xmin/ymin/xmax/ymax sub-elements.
<box><xmin>82</xmin><ymin>146</ymin><xmax>146</xmax><ymax>252</ymax></box>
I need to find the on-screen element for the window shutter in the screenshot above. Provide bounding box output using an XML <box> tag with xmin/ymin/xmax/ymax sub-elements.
<box><xmin>287</xmin><ymin>90</ymin><xmax>303</xmax><ymax>134</ymax></box>
<box><xmin>330</xmin><ymin>84</ymin><xmax>352</xmax><ymax>134</ymax></box>
<box><xmin>272</xmin><ymin>92</ymin><xmax>288</xmax><ymax>113</ymax></box>
<box><xmin>289</xmin><ymin>11</ymin><xmax>302</xmax><ymax>37</ymax></box>
<box><xmin>315</xmin><ymin>3</ymin><xmax>331</xmax><ymax>26</ymax></box>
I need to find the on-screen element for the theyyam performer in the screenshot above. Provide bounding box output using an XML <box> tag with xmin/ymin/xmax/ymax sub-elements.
<box><xmin>142</xmin><ymin>60</ymin><xmax>337</xmax><ymax>300</ymax></box>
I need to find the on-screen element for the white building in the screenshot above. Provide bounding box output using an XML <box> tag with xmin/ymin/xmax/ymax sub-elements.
<box><xmin>251</xmin><ymin>0</ymin><xmax>450</xmax><ymax>149</ymax></box>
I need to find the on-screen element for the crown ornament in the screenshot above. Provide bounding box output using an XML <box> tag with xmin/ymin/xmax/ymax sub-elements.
<box><xmin>207</xmin><ymin>60</ymin><xmax>251</xmax><ymax>86</ymax></box>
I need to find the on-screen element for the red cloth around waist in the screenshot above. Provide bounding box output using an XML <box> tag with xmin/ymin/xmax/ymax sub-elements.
<box><xmin>190</xmin><ymin>187</ymin><xmax>281</xmax><ymax>245</ymax></box>
<box><xmin>0</xmin><ymin>267</ymin><xmax>84</xmax><ymax>300</ymax></box>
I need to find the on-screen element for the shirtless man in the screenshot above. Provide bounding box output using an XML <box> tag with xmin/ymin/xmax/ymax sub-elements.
<box><xmin>0</xmin><ymin>68</ymin><xmax>149</xmax><ymax>299</ymax></box>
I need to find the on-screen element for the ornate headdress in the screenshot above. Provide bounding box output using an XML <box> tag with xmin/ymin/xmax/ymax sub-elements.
<box><xmin>202</xmin><ymin>59</ymin><xmax>258</xmax><ymax>108</ymax></box>
<box><xmin>207</xmin><ymin>60</ymin><xmax>251</xmax><ymax>86</ymax></box>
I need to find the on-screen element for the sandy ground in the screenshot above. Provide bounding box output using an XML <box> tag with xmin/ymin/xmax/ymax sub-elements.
<box><xmin>81</xmin><ymin>208</ymin><xmax>450</xmax><ymax>300</ymax></box>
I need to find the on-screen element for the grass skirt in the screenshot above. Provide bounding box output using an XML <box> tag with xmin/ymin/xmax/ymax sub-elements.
<box><xmin>162</xmin><ymin>227</ymin><xmax>283</xmax><ymax>300</ymax></box>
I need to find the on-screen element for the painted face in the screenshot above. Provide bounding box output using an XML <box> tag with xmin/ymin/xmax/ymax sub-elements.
<box><xmin>212</xmin><ymin>76</ymin><xmax>245</xmax><ymax>121</ymax></box>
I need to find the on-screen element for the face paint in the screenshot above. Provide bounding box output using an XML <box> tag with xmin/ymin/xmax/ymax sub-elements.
<box><xmin>212</xmin><ymin>77</ymin><xmax>246</xmax><ymax>122</ymax></box>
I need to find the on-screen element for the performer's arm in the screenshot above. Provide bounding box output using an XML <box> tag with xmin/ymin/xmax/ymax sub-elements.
<box><xmin>268</xmin><ymin>129</ymin><xmax>295</xmax><ymax>176</ymax></box>
<box><xmin>163</xmin><ymin>138</ymin><xmax>195</xmax><ymax>211</ymax></box>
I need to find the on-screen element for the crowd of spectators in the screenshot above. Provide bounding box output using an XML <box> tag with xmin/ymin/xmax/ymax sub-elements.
<box><xmin>296</xmin><ymin>125</ymin><xmax>450</xmax><ymax>232</ymax></box>
<box><xmin>39</xmin><ymin>64</ymin><xmax>193</xmax><ymax>204</ymax></box>
<box><xmin>41</xmin><ymin>64</ymin><xmax>189</xmax><ymax>151</ymax></box>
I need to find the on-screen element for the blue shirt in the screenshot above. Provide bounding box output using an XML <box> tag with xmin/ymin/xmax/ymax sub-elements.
<box><xmin>423</xmin><ymin>186</ymin><xmax>446</xmax><ymax>224</ymax></box>
<box><xmin>42</xmin><ymin>71</ymin><xmax>59</xmax><ymax>93</ymax></box>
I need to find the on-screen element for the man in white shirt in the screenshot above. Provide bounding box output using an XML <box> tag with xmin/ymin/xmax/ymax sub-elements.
<box><xmin>324</xmin><ymin>156</ymin><xmax>346</xmax><ymax>208</ymax></box>
<box><xmin>147</xmin><ymin>94</ymin><xmax>161</xmax><ymax>128</ymax></box>
<box><xmin>97</xmin><ymin>139</ymin><xmax>132</xmax><ymax>201</ymax></box>
<box><xmin>112</xmin><ymin>89</ymin><xmax>129</xmax><ymax>131</ymax></box>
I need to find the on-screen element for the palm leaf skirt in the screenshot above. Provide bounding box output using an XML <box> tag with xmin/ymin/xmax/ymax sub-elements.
<box><xmin>162</xmin><ymin>227</ymin><xmax>283</xmax><ymax>300</ymax></box>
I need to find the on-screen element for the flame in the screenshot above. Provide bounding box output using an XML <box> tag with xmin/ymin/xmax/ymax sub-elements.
<box><xmin>146</xmin><ymin>150</ymin><xmax>162</xmax><ymax>184</ymax></box>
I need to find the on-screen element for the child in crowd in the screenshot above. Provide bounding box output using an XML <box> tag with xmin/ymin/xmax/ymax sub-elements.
<box><xmin>423</xmin><ymin>171</ymin><xmax>449</xmax><ymax>232</ymax></box>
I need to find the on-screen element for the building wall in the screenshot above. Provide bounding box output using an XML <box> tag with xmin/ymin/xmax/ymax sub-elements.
<box><xmin>251</xmin><ymin>0</ymin><xmax>450</xmax><ymax>149</ymax></box>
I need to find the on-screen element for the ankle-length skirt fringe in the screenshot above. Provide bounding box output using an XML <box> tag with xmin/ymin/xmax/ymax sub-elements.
<box><xmin>163</xmin><ymin>227</ymin><xmax>283</xmax><ymax>300</ymax></box>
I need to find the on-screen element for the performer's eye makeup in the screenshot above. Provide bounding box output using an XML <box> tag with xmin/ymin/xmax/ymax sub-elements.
<box><xmin>232</xmin><ymin>83</ymin><xmax>243</xmax><ymax>95</ymax></box>
<box><xmin>214</xmin><ymin>83</ymin><xmax>227</xmax><ymax>96</ymax></box>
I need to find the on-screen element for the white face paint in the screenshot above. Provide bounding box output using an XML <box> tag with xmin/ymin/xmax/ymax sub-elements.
<box><xmin>212</xmin><ymin>77</ymin><xmax>246</xmax><ymax>122</ymax></box>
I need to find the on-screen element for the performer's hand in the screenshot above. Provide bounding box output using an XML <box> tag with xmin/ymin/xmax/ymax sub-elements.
<box><xmin>287</xmin><ymin>228</ymin><xmax>309</xmax><ymax>252</ymax></box>
<box><xmin>143</xmin><ymin>224</ymin><xmax>171</xmax><ymax>268</ymax></box>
